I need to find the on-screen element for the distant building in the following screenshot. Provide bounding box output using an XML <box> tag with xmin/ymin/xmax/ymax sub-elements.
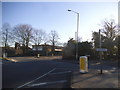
<box><xmin>1</xmin><ymin>46</ymin><xmax>15</xmax><ymax>57</ymax></box>
<box><xmin>32</xmin><ymin>43</ymin><xmax>63</xmax><ymax>56</ymax></box>
<box><xmin>32</xmin><ymin>45</ymin><xmax>43</xmax><ymax>51</ymax></box>
<box><xmin>15</xmin><ymin>42</ymin><xmax>23</xmax><ymax>55</ymax></box>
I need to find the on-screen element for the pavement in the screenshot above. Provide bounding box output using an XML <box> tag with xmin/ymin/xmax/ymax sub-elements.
<box><xmin>57</xmin><ymin>58</ymin><xmax>119</xmax><ymax>88</ymax></box>
<box><xmin>2</xmin><ymin>56</ymin><xmax>119</xmax><ymax>89</ymax></box>
<box><xmin>9</xmin><ymin>56</ymin><xmax>62</xmax><ymax>62</ymax></box>
<box><xmin>71</xmin><ymin>69</ymin><xmax>119</xmax><ymax>88</ymax></box>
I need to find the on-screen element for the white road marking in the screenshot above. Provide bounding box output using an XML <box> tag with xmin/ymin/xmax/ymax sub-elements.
<box><xmin>15</xmin><ymin>68</ymin><xmax>56</xmax><ymax>89</ymax></box>
<box><xmin>27</xmin><ymin>80</ymin><xmax>67</xmax><ymax>87</ymax></box>
<box><xmin>49</xmin><ymin>71</ymin><xmax>71</xmax><ymax>75</ymax></box>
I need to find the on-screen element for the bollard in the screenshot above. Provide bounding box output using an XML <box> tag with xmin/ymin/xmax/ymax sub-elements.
<box><xmin>37</xmin><ymin>54</ymin><xmax>40</xmax><ymax>58</ymax></box>
<box><xmin>79</xmin><ymin>56</ymin><xmax>88</xmax><ymax>73</ymax></box>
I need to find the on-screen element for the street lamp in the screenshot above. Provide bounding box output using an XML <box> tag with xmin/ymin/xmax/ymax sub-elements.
<box><xmin>99</xmin><ymin>29</ymin><xmax>102</xmax><ymax>74</ymax></box>
<box><xmin>68</xmin><ymin>9</ymin><xmax>79</xmax><ymax>60</ymax></box>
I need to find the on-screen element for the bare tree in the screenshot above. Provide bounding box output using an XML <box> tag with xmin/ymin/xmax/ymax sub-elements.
<box><xmin>32</xmin><ymin>29</ymin><xmax>46</xmax><ymax>55</ymax></box>
<box><xmin>13</xmin><ymin>24</ymin><xmax>33</xmax><ymax>54</ymax></box>
<box><xmin>100</xmin><ymin>19</ymin><xmax>117</xmax><ymax>58</ymax></box>
<box><xmin>33</xmin><ymin>29</ymin><xmax>46</xmax><ymax>45</ymax></box>
<box><xmin>2</xmin><ymin>23</ymin><xmax>13</xmax><ymax>47</ymax></box>
<box><xmin>49</xmin><ymin>30</ymin><xmax>59</xmax><ymax>55</ymax></box>
<box><xmin>102</xmin><ymin>19</ymin><xmax>117</xmax><ymax>40</ymax></box>
<box><xmin>2</xmin><ymin>23</ymin><xmax>14</xmax><ymax>56</ymax></box>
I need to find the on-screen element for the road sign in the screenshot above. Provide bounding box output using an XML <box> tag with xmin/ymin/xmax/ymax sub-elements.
<box><xmin>96</xmin><ymin>48</ymin><xmax>107</xmax><ymax>52</ymax></box>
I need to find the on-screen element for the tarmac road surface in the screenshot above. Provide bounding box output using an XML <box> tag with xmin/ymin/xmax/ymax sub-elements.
<box><xmin>2</xmin><ymin>57</ymin><xmax>79</xmax><ymax>88</ymax></box>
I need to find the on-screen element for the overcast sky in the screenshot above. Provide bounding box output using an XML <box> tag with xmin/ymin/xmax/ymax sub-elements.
<box><xmin>2</xmin><ymin>2</ymin><xmax>118</xmax><ymax>44</ymax></box>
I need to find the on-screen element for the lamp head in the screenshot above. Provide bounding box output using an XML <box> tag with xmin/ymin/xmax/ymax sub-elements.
<box><xmin>68</xmin><ymin>9</ymin><xmax>71</xmax><ymax>11</ymax></box>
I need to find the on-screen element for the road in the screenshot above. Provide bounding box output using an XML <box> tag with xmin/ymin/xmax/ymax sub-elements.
<box><xmin>2</xmin><ymin>56</ymin><xmax>119</xmax><ymax>88</ymax></box>
<box><xmin>2</xmin><ymin>57</ymin><xmax>79</xmax><ymax>88</ymax></box>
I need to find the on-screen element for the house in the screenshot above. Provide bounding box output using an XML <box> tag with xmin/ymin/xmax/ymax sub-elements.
<box><xmin>32</xmin><ymin>43</ymin><xmax>63</xmax><ymax>56</ymax></box>
<box><xmin>1</xmin><ymin>46</ymin><xmax>15</xmax><ymax>57</ymax></box>
<box><xmin>15</xmin><ymin>42</ymin><xmax>33</xmax><ymax>56</ymax></box>
<box><xmin>15</xmin><ymin>42</ymin><xmax>23</xmax><ymax>55</ymax></box>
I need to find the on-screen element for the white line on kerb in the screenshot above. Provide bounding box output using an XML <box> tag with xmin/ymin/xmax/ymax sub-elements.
<box><xmin>15</xmin><ymin>68</ymin><xmax>56</xmax><ymax>89</ymax></box>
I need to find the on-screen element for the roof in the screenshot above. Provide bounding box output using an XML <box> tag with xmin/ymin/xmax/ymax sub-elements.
<box><xmin>32</xmin><ymin>44</ymin><xmax>63</xmax><ymax>48</ymax></box>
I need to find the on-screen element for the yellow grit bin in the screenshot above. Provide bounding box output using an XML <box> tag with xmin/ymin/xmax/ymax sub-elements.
<box><xmin>79</xmin><ymin>56</ymin><xmax>88</xmax><ymax>73</ymax></box>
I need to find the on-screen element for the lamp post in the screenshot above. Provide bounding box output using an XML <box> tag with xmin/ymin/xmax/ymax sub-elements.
<box><xmin>99</xmin><ymin>29</ymin><xmax>102</xmax><ymax>74</ymax></box>
<box><xmin>68</xmin><ymin>9</ymin><xmax>79</xmax><ymax>60</ymax></box>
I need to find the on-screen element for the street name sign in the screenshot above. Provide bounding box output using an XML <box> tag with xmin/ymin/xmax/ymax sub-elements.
<box><xmin>96</xmin><ymin>48</ymin><xmax>107</xmax><ymax>52</ymax></box>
